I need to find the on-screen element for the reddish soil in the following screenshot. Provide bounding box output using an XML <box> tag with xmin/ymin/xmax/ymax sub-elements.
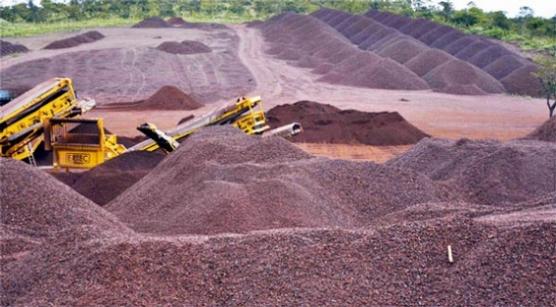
<box><xmin>156</xmin><ymin>40</ymin><xmax>212</xmax><ymax>54</ymax></box>
<box><xmin>0</xmin><ymin>40</ymin><xmax>28</xmax><ymax>57</ymax></box>
<box><xmin>267</xmin><ymin>100</ymin><xmax>429</xmax><ymax>145</ymax></box>
<box><xmin>525</xmin><ymin>116</ymin><xmax>556</xmax><ymax>142</ymax></box>
<box><xmin>132</xmin><ymin>17</ymin><xmax>170</xmax><ymax>28</ymax></box>
<box><xmin>43</xmin><ymin>31</ymin><xmax>105</xmax><ymax>49</ymax></box>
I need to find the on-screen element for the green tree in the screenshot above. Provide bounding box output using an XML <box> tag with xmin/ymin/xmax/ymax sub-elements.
<box><xmin>518</xmin><ymin>6</ymin><xmax>534</xmax><ymax>19</ymax></box>
<box><xmin>159</xmin><ymin>0</ymin><xmax>175</xmax><ymax>17</ymax></box>
<box><xmin>452</xmin><ymin>9</ymin><xmax>478</xmax><ymax>27</ymax></box>
<box><xmin>438</xmin><ymin>0</ymin><xmax>454</xmax><ymax>20</ymax></box>
<box><xmin>491</xmin><ymin>11</ymin><xmax>510</xmax><ymax>30</ymax></box>
<box><xmin>535</xmin><ymin>56</ymin><xmax>556</xmax><ymax>118</ymax></box>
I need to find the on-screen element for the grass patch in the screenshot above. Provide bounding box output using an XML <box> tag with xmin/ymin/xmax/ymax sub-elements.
<box><xmin>0</xmin><ymin>13</ymin><xmax>264</xmax><ymax>38</ymax></box>
<box><xmin>0</xmin><ymin>17</ymin><xmax>140</xmax><ymax>37</ymax></box>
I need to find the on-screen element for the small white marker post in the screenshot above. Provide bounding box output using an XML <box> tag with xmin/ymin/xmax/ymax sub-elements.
<box><xmin>447</xmin><ymin>245</ymin><xmax>454</xmax><ymax>264</ymax></box>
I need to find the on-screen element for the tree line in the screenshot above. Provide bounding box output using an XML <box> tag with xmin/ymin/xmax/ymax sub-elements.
<box><xmin>0</xmin><ymin>0</ymin><xmax>554</xmax><ymax>32</ymax></box>
<box><xmin>1</xmin><ymin>1</ymin><xmax>555</xmax><ymax>48</ymax></box>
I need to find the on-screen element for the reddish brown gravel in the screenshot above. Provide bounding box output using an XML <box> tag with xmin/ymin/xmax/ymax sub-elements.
<box><xmin>376</xmin><ymin>38</ymin><xmax>428</xmax><ymax>64</ymax></box>
<box><xmin>43</xmin><ymin>31</ymin><xmax>104</xmax><ymax>49</ymax></box>
<box><xmin>2</xmin><ymin>216</ymin><xmax>553</xmax><ymax>306</ymax></box>
<box><xmin>525</xmin><ymin>116</ymin><xmax>556</xmax><ymax>142</ymax></box>
<box><xmin>359</xmin><ymin>8</ymin><xmax>541</xmax><ymax>97</ymax></box>
<box><xmin>311</xmin><ymin>8</ymin><xmax>530</xmax><ymax>96</ymax></box>
<box><xmin>139</xmin><ymin>85</ymin><xmax>202</xmax><ymax>109</ymax></box>
<box><xmin>132</xmin><ymin>17</ymin><xmax>170</xmax><ymax>28</ymax></box>
<box><xmin>404</xmin><ymin>49</ymin><xmax>452</xmax><ymax>76</ymax></box>
<box><xmin>1</xmin><ymin>129</ymin><xmax>556</xmax><ymax>305</ymax></box>
<box><xmin>101</xmin><ymin>85</ymin><xmax>203</xmax><ymax>110</ymax></box>
<box><xmin>267</xmin><ymin>100</ymin><xmax>429</xmax><ymax>145</ymax></box>
<box><xmin>0</xmin><ymin>158</ymin><xmax>130</xmax><ymax>267</ymax></box>
<box><xmin>65</xmin><ymin>151</ymin><xmax>165</xmax><ymax>206</ymax></box>
<box><xmin>0</xmin><ymin>40</ymin><xmax>28</xmax><ymax>57</ymax></box>
<box><xmin>387</xmin><ymin>137</ymin><xmax>556</xmax><ymax>205</ymax></box>
<box><xmin>166</xmin><ymin>17</ymin><xmax>188</xmax><ymax>26</ymax></box>
<box><xmin>106</xmin><ymin>126</ymin><xmax>444</xmax><ymax>235</ymax></box>
<box><xmin>484</xmin><ymin>54</ymin><xmax>526</xmax><ymax>79</ymax></box>
<box><xmin>156</xmin><ymin>40</ymin><xmax>212</xmax><ymax>54</ymax></box>
<box><xmin>501</xmin><ymin>64</ymin><xmax>543</xmax><ymax>97</ymax></box>
<box><xmin>423</xmin><ymin>59</ymin><xmax>505</xmax><ymax>95</ymax></box>
<box><xmin>259</xmin><ymin>12</ymin><xmax>430</xmax><ymax>91</ymax></box>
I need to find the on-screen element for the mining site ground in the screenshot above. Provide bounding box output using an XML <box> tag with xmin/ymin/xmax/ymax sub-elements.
<box><xmin>1</xmin><ymin>24</ymin><xmax>547</xmax><ymax>145</ymax></box>
<box><xmin>1</xmin><ymin>12</ymin><xmax>555</xmax><ymax>306</ymax></box>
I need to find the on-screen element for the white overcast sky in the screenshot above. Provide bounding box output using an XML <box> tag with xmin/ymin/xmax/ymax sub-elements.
<box><xmin>0</xmin><ymin>0</ymin><xmax>555</xmax><ymax>18</ymax></box>
<box><xmin>451</xmin><ymin>0</ymin><xmax>556</xmax><ymax>18</ymax></box>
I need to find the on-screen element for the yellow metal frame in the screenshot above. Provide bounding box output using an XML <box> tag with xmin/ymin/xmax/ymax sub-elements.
<box><xmin>0</xmin><ymin>77</ymin><xmax>79</xmax><ymax>160</ymax></box>
<box><xmin>48</xmin><ymin>117</ymin><xmax>126</xmax><ymax>169</ymax></box>
<box><xmin>138</xmin><ymin>96</ymin><xmax>269</xmax><ymax>152</ymax></box>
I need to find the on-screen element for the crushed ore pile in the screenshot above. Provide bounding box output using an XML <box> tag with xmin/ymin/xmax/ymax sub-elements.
<box><xmin>525</xmin><ymin>116</ymin><xmax>556</xmax><ymax>142</ymax></box>
<box><xmin>165</xmin><ymin>16</ymin><xmax>227</xmax><ymax>30</ymax></box>
<box><xmin>3</xmin><ymin>218</ymin><xmax>555</xmax><ymax>306</ymax></box>
<box><xmin>156</xmin><ymin>40</ymin><xmax>212</xmax><ymax>54</ymax></box>
<box><xmin>1</xmin><ymin>126</ymin><xmax>556</xmax><ymax>305</ymax></box>
<box><xmin>106</xmin><ymin>126</ymin><xmax>444</xmax><ymax>235</ymax></box>
<box><xmin>132</xmin><ymin>16</ymin><xmax>226</xmax><ymax>30</ymax></box>
<box><xmin>43</xmin><ymin>31</ymin><xmax>105</xmax><ymax>49</ymax></box>
<box><xmin>60</xmin><ymin>151</ymin><xmax>164</xmax><ymax>206</ymax></box>
<box><xmin>100</xmin><ymin>85</ymin><xmax>203</xmax><ymax>110</ymax></box>
<box><xmin>267</xmin><ymin>100</ymin><xmax>429</xmax><ymax>145</ymax></box>
<box><xmin>387</xmin><ymin>137</ymin><xmax>556</xmax><ymax>205</ymax></box>
<box><xmin>0</xmin><ymin>159</ymin><xmax>130</xmax><ymax>267</ymax></box>
<box><xmin>0</xmin><ymin>40</ymin><xmax>29</xmax><ymax>57</ymax></box>
<box><xmin>359</xmin><ymin>9</ymin><xmax>540</xmax><ymax>96</ymax></box>
<box><xmin>258</xmin><ymin>12</ymin><xmax>429</xmax><ymax>91</ymax></box>
<box><xmin>255</xmin><ymin>9</ymin><xmax>540</xmax><ymax>96</ymax></box>
<box><xmin>132</xmin><ymin>17</ymin><xmax>170</xmax><ymax>28</ymax></box>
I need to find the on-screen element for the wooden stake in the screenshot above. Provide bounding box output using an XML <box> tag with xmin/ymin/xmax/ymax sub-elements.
<box><xmin>447</xmin><ymin>245</ymin><xmax>454</xmax><ymax>264</ymax></box>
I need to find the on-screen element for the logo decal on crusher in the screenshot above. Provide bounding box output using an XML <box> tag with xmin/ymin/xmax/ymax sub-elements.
<box><xmin>66</xmin><ymin>152</ymin><xmax>91</xmax><ymax>164</ymax></box>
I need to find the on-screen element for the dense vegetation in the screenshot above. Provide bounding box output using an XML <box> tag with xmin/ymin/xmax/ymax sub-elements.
<box><xmin>1</xmin><ymin>0</ymin><xmax>555</xmax><ymax>54</ymax></box>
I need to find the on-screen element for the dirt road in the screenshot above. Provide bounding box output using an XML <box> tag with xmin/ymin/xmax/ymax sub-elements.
<box><xmin>232</xmin><ymin>24</ymin><xmax>547</xmax><ymax>140</ymax></box>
